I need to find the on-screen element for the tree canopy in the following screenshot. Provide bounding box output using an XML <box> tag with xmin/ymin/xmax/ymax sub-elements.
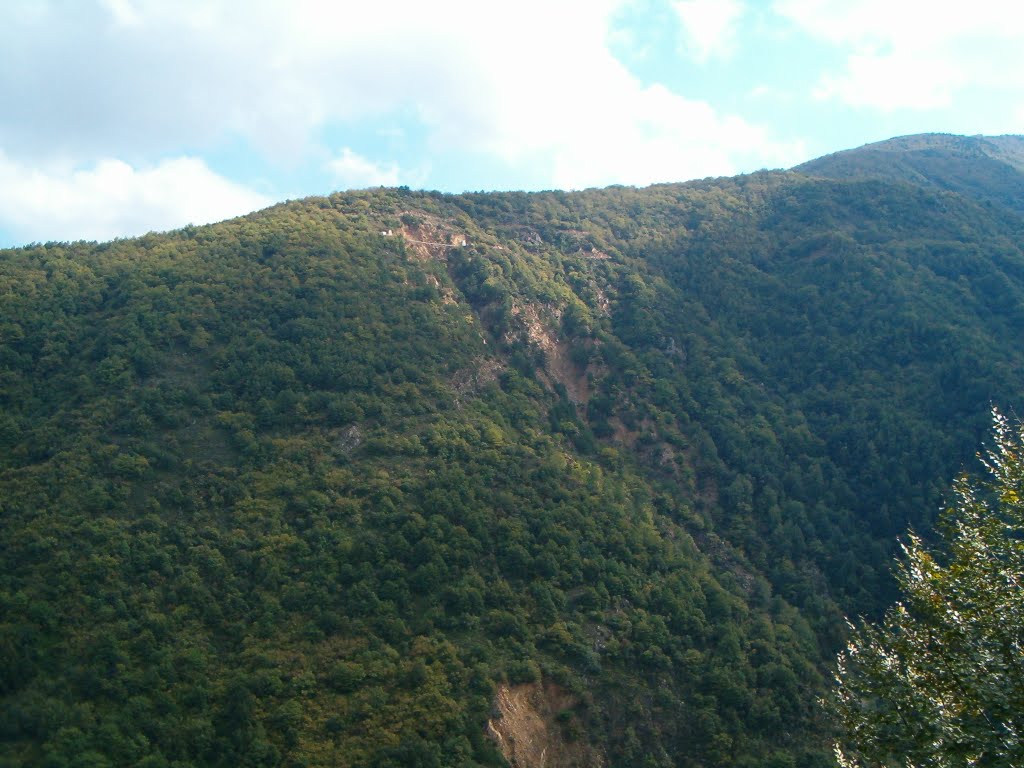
<box><xmin>831</xmin><ymin>410</ymin><xmax>1024</xmax><ymax>767</ymax></box>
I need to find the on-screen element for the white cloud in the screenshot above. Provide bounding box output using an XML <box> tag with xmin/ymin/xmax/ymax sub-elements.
<box><xmin>0</xmin><ymin>153</ymin><xmax>271</xmax><ymax>243</ymax></box>
<box><xmin>450</xmin><ymin>3</ymin><xmax>800</xmax><ymax>187</ymax></box>
<box><xmin>814</xmin><ymin>49</ymin><xmax>960</xmax><ymax>111</ymax></box>
<box><xmin>0</xmin><ymin>0</ymin><xmax>801</xmax><ymax>236</ymax></box>
<box><xmin>327</xmin><ymin>148</ymin><xmax>401</xmax><ymax>188</ymax></box>
<box><xmin>1</xmin><ymin>1</ymin><xmax>791</xmax><ymax>170</ymax></box>
<box><xmin>100</xmin><ymin>0</ymin><xmax>143</xmax><ymax>27</ymax></box>
<box><xmin>550</xmin><ymin>84</ymin><xmax>806</xmax><ymax>189</ymax></box>
<box><xmin>673</xmin><ymin>0</ymin><xmax>745</xmax><ymax>63</ymax></box>
<box><xmin>774</xmin><ymin>0</ymin><xmax>1024</xmax><ymax>111</ymax></box>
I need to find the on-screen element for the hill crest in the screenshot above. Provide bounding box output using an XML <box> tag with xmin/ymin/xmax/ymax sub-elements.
<box><xmin>795</xmin><ymin>132</ymin><xmax>1024</xmax><ymax>212</ymax></box>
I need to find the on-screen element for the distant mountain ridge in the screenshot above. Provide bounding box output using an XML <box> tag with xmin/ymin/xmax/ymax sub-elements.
<box><xmin>795</xmin><ymin>132</ymin><xmax>1024</xmax><ymax>213</ymax></box>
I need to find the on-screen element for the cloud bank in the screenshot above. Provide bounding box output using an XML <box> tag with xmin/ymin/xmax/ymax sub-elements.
<box><xmin>0</xmin><ymin>0</ymin><xmax>801</xmax><ymax>243</ymax></box>
<box><xmin>4</xmin><ymin>0</ymin><xmax>1019</xmax><ymax>244</ymax></box>
<box><xmin>0</xmin><ymin>153</ymin><xmax>271</xmax><ymax>243</ymax></box>
<box><xmin>775</xmin><ymin>0</ymin><xmax>1024</xmax><ymax>111</ymax></box>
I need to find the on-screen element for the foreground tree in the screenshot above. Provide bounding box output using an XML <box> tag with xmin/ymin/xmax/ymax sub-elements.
<box><xmin>831</xmin><ymin>410</ymin><xmax>1024</xmax><ymax>767</ymax></box>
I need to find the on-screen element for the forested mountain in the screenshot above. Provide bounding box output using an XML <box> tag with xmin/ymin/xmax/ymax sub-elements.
<box><xmin>797</xmin><ymin>132</ymin><xmax>1024</xmax><ymax>212</ymax></box>
<box><xmin>3</xmin><ymin>134</ymin><xmax>1024</xmax><ymax>767</ymax></box>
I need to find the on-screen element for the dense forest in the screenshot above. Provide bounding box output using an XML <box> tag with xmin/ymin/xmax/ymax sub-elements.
<box><xmin>3</xmin><ymin>133</ymin><xmax>1024</xmax><ymax>767</ymax></box>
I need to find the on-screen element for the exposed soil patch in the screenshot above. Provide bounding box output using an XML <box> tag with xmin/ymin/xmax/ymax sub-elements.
<box><xmin>398</xmin><ymin>213</ymin><xmax>467</xmax><ymax>261</ymax></box>
<box><xmin>509</xmin><ymin>303</ymin><xmax>591</xmax><ymax>405</ymax></box>
<box><xmin>486</xmin><ymin>681</ymin><xmax>604</xmax><ymax>768</ymax></box>
<box><xmin>450</xmin><ymin>357</ymin><xmax>504</xmax><ymax>405</ymax></box>
<box><xmin>608</xmin><ymin>416</ymin><xmax>639</xmax><ymax>448</ymax></box>
<box><xmin>425</xmin><ymin>273</ymin><xmax>458</xmax><ymax>305</ymax></box>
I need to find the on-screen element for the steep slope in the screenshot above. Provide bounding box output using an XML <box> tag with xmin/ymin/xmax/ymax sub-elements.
<box><xmin>796</xmin><ymin>133</ymin><xmax>1024</xmax><ymax>212</ymax></box>
<box><xmin>0</xmin><ymin>196</ymin><xmax>830</xmax><ymax>768</ymax></box>
<box><xmin>450</xmin><ymin>170</ymin><xmax>1024</xmax><ymax>621</ymax></box>
<box><xmin>4</xmin><ymin>138</ymin><xmax>1024</xmax><ymax>767</ymax></box>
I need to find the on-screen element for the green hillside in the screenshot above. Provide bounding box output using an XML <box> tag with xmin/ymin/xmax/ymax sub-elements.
<box><xmin>796</xmin><ymin>133</ymin><xmax>1024</xmax><ymax>212</ymax></box>
<box><xmin>3</xmin><ymin>135</ymin><xmax>1024</xmax><ymax>767</ymax></box>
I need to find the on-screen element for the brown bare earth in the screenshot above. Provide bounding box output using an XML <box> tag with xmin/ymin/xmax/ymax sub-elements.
<box><xmin>450</xmin><ymin>357</ymin><xmax>504</xmax><ymax>406</ymax></box>
<box><xmin>399</xmin><ymin>213</ymin><xmax>466</xmax><ymax>260</ymax></box>
<box><xmin>511</xmin><ymin>303</ymin><xmax>591</xmax><ymax>404</ymax></box>
<box><xmin>486</xmin><ymin>682</ymin><xmax>604</xmax><ymax>768</ymax></box>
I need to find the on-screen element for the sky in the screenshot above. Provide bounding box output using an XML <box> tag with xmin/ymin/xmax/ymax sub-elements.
<box><xmin>2</xmin><ymin>0</ymin><xmax>1024</xmax><ymax>247</ymax></box>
